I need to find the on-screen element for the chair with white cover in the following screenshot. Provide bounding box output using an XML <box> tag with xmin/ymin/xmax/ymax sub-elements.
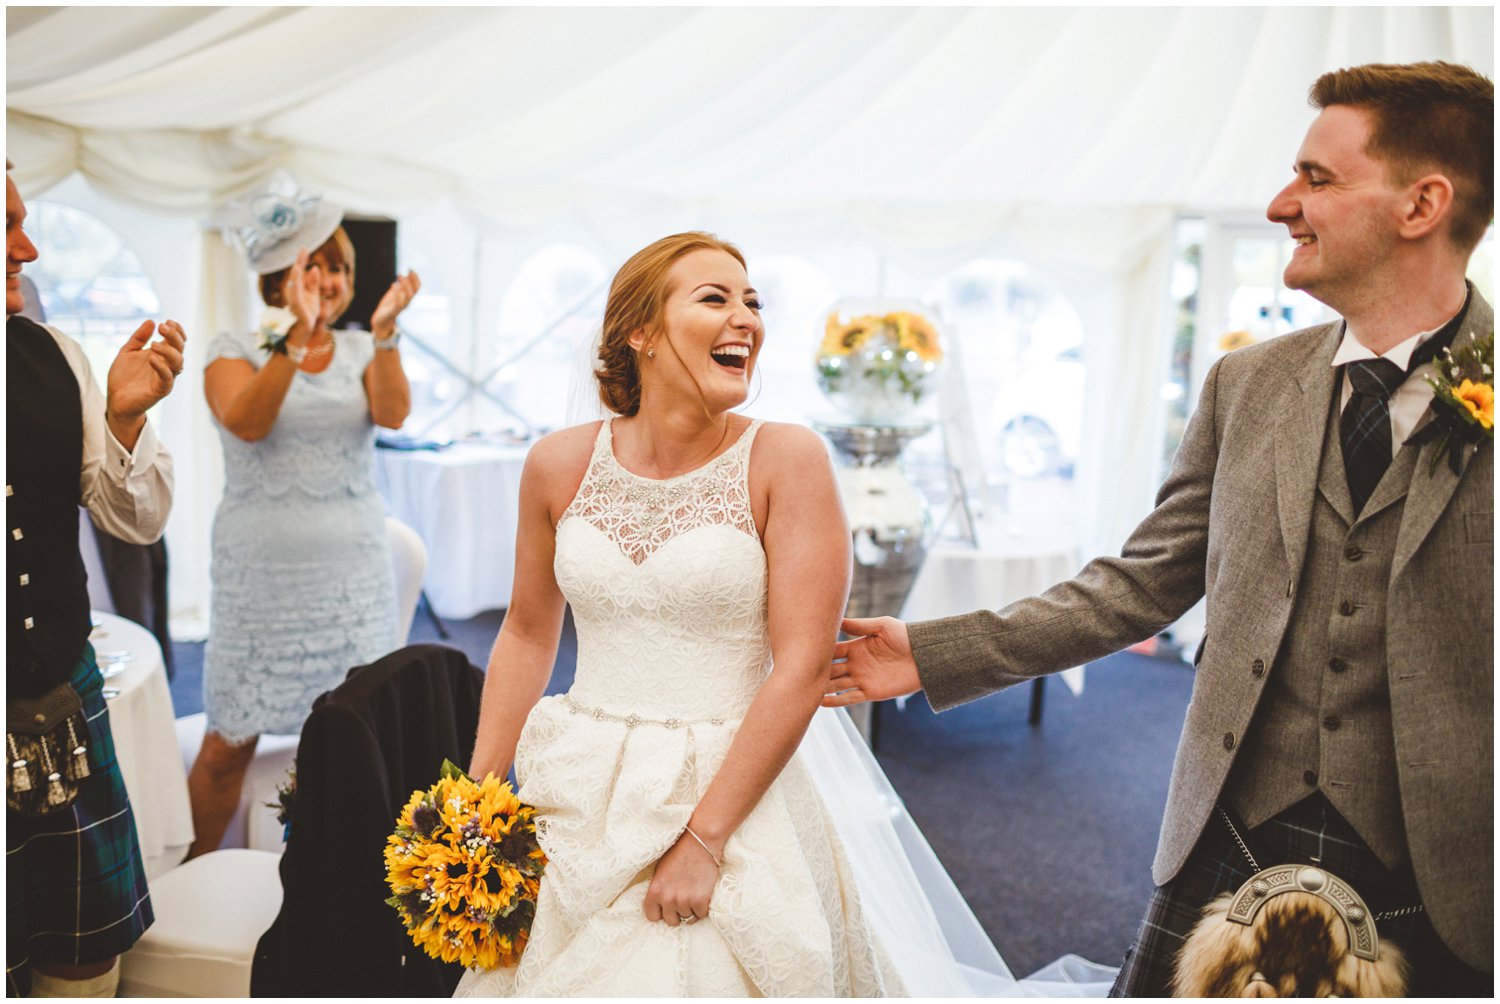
<box><xmin>174</xmin><ymin>714</ymin><xmax>299</xmax><ymax>853</ymax></box>
<box><xmin>118</xmin><ymin>848</ymin><xmax>283</xmax><ymax>997</ymax></box>
<box><xmin>386</xmin><ymin>515</ymin><xmax>426</xmax><ymax>643</ymax></box>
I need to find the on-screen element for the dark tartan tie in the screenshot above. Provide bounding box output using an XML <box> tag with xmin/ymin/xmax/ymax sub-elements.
<box><xmin>1338</xmin><ymin>293</ymin><xmax>1470</xmax><ymax>516</ymax></box>
<box><xmin>1340</xmin><ymin>358</ymin><xmax>1406</xmax><ymax>515</ymax></box>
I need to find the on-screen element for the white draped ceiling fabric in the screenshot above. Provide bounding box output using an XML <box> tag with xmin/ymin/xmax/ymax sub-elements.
<box><xmin>7</xmin><ymin>6</ymin><xmax>1494</xmax><ymax>631</ymax></box>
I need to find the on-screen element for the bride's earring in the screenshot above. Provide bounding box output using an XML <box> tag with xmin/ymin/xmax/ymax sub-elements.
<box><xmin>646</xmin><ymin>348</ymin><xmax>655</xmax><ymax>359</ymax></box>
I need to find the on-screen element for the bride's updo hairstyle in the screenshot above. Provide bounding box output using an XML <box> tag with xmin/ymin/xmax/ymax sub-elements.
<box><xmin>596</xmin><ymin>232</ymin><xmax>747</xmax><ymax>417</ymax></box>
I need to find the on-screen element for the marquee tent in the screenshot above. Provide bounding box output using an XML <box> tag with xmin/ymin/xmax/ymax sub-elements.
<box><xmin>6</xmin><ymin>5</ymin><xmax>1494</xmax><ymax>630</ymax></box>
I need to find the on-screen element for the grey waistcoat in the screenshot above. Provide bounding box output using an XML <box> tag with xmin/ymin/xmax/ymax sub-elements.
<box><xmin>1227</xmin><ymin>387</ymin><xmax>1418</xmax><ymax>871</ymax></box>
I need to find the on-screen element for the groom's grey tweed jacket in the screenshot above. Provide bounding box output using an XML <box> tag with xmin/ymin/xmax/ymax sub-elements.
<box><xmin>908</xmin><ymin>291</ymin><xmax>1493</xmax><ymax>971</ymax></box>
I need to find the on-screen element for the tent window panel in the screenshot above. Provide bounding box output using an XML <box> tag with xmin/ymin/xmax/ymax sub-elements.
<box><xmin>392</xmin><ymin>231</ymin><xmax>460</xmax><ymax>438</ymax></box>
<box><xmin>22</xmin><ymin>201</ymin><xmax>162</xmax><ymax>379</ymax></box>
<box><xmin>919</xmin><ymin>259</ymin><xmax>1085</xmax><ymax>538</ymax></box>
<box><xmin>486</xmin><ymin>244</ymin><xmax>608</xmax><ymax>437</ymax></box>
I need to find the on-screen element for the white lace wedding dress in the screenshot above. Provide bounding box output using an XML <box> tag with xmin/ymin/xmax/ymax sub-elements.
<box><xmin>454</xmin><ymin>417</ymin><xmax>1112</xmax><ymax>998</ymax></box>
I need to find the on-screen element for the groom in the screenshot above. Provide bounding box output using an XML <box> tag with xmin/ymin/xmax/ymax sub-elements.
<box><xmin>826</xmin><ymin>61</ymin><xmax>1492</xmax><ymax>996</ymax></box>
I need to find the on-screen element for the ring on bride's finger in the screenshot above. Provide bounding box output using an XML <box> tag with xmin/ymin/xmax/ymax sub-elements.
<box><xmin>677</xmin><ymin>914</ymin><xmax>697</xmax><ymax>925</ymax></box>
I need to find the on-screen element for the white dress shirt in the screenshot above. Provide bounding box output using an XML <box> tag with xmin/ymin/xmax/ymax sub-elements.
<box><xmin>40</xmin><ymin>322</ymin><xmax>174</xmax><ymax>543</ymax></box>
<box><xmin>1331</xmin><ymin>316</ymin><xmax>1452</xmax><ymax>459</ymax></box>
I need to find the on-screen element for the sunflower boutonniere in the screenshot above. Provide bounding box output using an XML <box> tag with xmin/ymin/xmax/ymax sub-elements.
<box><xmin>1406</xmin><ymin>333</ymin><xmax>1493</xmax><ymax>476</ymax></box>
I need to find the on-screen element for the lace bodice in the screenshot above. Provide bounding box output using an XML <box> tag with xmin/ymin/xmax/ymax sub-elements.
<box><xmin>554</xmin><ymin>418</ymin><xmax>768</xmax><ymax>724</ymax></box>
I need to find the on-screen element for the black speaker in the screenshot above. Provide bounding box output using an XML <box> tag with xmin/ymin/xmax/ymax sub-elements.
<box><xmin>337</xmin><ymin>217</ymin><xmax>397</xmax><ymax>331</ymax></box>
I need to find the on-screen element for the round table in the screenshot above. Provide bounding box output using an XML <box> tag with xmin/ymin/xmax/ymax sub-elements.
<box><xmin>902</xmin><ymin>523</ymin><xmax>1087</xmax><ymax>701</ymax></box>
<box><xmin>91</xmin><ymin>611</ymin><xmax>195</xmax><ymax>879</ymax></box>
<box><xmin>375</xmin><ymin>441</ymin><xmax>530</xmax><ymax>619</ymax></box>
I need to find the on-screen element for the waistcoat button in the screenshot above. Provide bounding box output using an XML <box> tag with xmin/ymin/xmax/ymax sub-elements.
<box><xmin>1338</xmin><ymin>599</ymin><xmax>1356</xmax><ymax>616</ymax></box>
<box><xmin>1223</xmin><ymin>732</ymin><xmax>1235</xmax><ymax>750</ymax></box>
<box><xmin>1328</xmin><ymin>657</ymin><xmax>1347</xmax><ymax>673</ymax></box>
<box><xmin>1323</xmin><ymin>715</ymin><xmax>1341</xmax><ymax>731</ymax></box>
<box><xmin>1251</xmin><ymin>659</ymin><xmax>1265</xmax><ymax>677</ymax></box>
<box><xmin>1303</xmin><ymin>770</ymin><xmax>1318</xmax><ymax>785</ymax></box>
<box><xmin>1344</xmin><ymin>545</ymin><xmax>1364</xmax><ymax>561</ymax></box>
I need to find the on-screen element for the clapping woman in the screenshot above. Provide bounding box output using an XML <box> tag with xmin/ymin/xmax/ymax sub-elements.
<box><xmin>187</xmin><ymin>194</ymin><xmax>420</xmax><ymax>857</ymax></box>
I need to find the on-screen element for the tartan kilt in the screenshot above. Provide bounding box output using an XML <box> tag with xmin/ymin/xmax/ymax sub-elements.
<box><xmin>7</xmin><ymin>644</ymin><xmax>153</xmax><ymax>996</ymax></box>
<box><xmin>1111</xmin><ymin>794</ymin><xmax>1490</xmax><ymax>997</ymax></box>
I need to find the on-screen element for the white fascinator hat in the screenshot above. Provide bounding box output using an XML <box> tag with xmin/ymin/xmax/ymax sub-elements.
<box><xmin>222</xmin><ymin>186</ymin><xmax>345</xmax><ymax>275</ymax></box>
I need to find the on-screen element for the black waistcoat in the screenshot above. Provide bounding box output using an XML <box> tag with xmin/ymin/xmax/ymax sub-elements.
<box><xmin>7</xmin><ymin>315</ymin><xmax>90</xmax><ymax>697</ymax></box>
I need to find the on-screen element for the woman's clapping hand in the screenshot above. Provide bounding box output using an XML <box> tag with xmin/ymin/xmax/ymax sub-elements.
<box><xmin>281</xmin><ymin>249</ymin><xmax>321</xmax><ymax>337</ymax></box>
<box><xmin>372</xmin><ymin>270</ymin><xmax>421</xmax><ymax>340</ymax></box>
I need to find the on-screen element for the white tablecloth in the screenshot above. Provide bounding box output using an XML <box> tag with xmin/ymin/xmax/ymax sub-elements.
<box><xmin>902</xmin><ymin>523</ymin><xmax>1087</xmax><ymax>694</ymax></box>
<box><xmin>91</xmin><ymin>611</ymin><xmax>195</xmax><ymax>879</ymax></box>
<box><xmin>374</xmin><ymin>441</ymin><xmax>531</xmax><ymax>619</ymax></box>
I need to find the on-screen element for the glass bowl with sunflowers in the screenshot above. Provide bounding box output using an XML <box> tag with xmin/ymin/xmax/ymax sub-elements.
<box><xmin>816</xmin><ymin>301</ymin><xmax>943</xmax><ymax>423</ymax></box>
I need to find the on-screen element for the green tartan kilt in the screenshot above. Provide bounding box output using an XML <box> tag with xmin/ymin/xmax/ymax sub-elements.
<box><xmin>6</xmin><ymin>644</ymin><xmax>154</xmax><ymax>995</ymax></box>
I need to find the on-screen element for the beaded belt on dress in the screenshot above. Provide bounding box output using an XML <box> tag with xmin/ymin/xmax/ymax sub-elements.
<box><xmin>561</xmin><ymin>693</ymin><xmax>728</xmax><ymax>729</ymax></box>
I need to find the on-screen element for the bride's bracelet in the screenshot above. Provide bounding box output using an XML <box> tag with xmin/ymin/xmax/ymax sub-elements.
<box><xmin>683</xmin><ymin>825</ymin><xmax>724</xmax><ymax>870</ymax></box>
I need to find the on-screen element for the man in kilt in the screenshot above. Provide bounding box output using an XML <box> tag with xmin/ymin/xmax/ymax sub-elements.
<box><xmin>7</xmin><ymin>164</ymin><xmax>187</xmax><ymax>996</ymax></box>
<box><xmin>826</xmin><ymin>62</ymin><xmax>1492</xmax><ymax>995</ymax></box>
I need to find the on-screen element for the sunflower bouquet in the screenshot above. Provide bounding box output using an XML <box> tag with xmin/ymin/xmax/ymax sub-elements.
<box><xmin>384</xmin><ymin>760</ymin><xmax>546</xmax><ymax>970</ymax></box>
<box><xmin>816</xmin><ymin>306</ymin><xmax>943</xmax><ymax>422</ymax></box>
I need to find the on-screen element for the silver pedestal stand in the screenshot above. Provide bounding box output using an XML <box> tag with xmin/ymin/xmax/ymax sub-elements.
<box><xmin>813</xmin><ymin>418</ymin><xmax>934</xmax><ymax>747</ymax></box>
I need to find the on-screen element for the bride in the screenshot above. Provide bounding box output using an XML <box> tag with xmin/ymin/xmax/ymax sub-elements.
<box><xmin>455</xmin><ymin>233</ymin><xmax>1108</xmax><ymax>997</ymax></box>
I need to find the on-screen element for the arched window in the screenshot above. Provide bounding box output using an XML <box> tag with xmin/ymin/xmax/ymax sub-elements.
<box><xmin>22</xmin><ymin>200</ymin><xmax>162</xmax><ymax>378</ymax></box>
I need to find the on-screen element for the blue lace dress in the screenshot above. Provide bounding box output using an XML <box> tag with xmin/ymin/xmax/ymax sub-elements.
<box><xmin>203</xmin><ymin>329</ymin><xmax>398</xmax><ymax>743</ymax></box>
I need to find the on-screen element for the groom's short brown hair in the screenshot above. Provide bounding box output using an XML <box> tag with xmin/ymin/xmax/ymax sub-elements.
<box><xmin>1311</xmin><ymin>61</ymin><xmax>1493</xmax><ymax>251</ymax></box>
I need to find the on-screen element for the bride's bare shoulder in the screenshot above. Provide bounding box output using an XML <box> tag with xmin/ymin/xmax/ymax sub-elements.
<box><xmin>746</xmin><ymin>420</ymin><xmax>835</xmax><ymax>495</ymax></box>
<box><xmin>751</xmin><ymin>421</ymin><xmax>829</xmax><ymax>467</ymax></box>
<box><xmin>523</xmin><ymin>421</ymin><xmax>604</xmax><ymax>491</ymax></box>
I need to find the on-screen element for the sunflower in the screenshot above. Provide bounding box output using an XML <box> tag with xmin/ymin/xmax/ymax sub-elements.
<box><xmin>891</xmin><ymin>311</ymin><xmax>942</xmax><ymax>362</ymax></box>
<box><xmin>1453</xmin><ymin>378</ymin><xmax>1494</xmax><ymax>429</ymax></box>
<box><xmin>824</xmin><ymin>313</ymin><xmax>892</xmax><ymax>356</ymax></box>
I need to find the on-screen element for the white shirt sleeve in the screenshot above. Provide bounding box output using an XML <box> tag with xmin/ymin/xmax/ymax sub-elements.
<box><xmin>44</xmin><ymin>324</ymin><xmax>175</xmax><ymax>543</ymax></box>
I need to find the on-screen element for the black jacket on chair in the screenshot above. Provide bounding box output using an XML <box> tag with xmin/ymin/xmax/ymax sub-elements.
<box><xmin>251</xmin><ymin>644</ymin><xmax>485</xmax><ymax>997</ymax></box>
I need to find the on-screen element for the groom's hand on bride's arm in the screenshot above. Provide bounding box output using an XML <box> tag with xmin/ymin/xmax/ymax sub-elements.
<box><xmin>822</xmin><ymin>616</ymin><xmax>921</xmax><ymax>706</ymax></box>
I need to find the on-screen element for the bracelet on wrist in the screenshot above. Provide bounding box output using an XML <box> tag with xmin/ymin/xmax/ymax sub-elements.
<box><xmin>283</xmin><ymin>341</ymin><xmax>309</xmax><ymax>364</ymax></box>
<box><xmin>372</xmin><ymin>329</ymin><xmax>401</xmax><ymax>351</ymax></box>
<box><xmin>683</xmin><ymin>825</ymin><xmax>724</xmax><ymax>870</ymax></box>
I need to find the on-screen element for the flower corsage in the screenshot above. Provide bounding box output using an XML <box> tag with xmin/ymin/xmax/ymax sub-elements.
<box><xmin>257</xmin><ymin>306</ymin><xmax>298</xmax><ymax>355</ymax></box>
<box><xmin>1406</xmin><ymin>333</ymin><xmax>1494</xmax><ymax>476</ymax></box>
<box><xmin>384</xmin><ymin>760</ymin><xmax>546</xmax><ymax>970</ymax></box>
<box><xmin>263</xmin><ymin>767</ymin><xmax>297</xmax><ymax>843</ymax></box>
